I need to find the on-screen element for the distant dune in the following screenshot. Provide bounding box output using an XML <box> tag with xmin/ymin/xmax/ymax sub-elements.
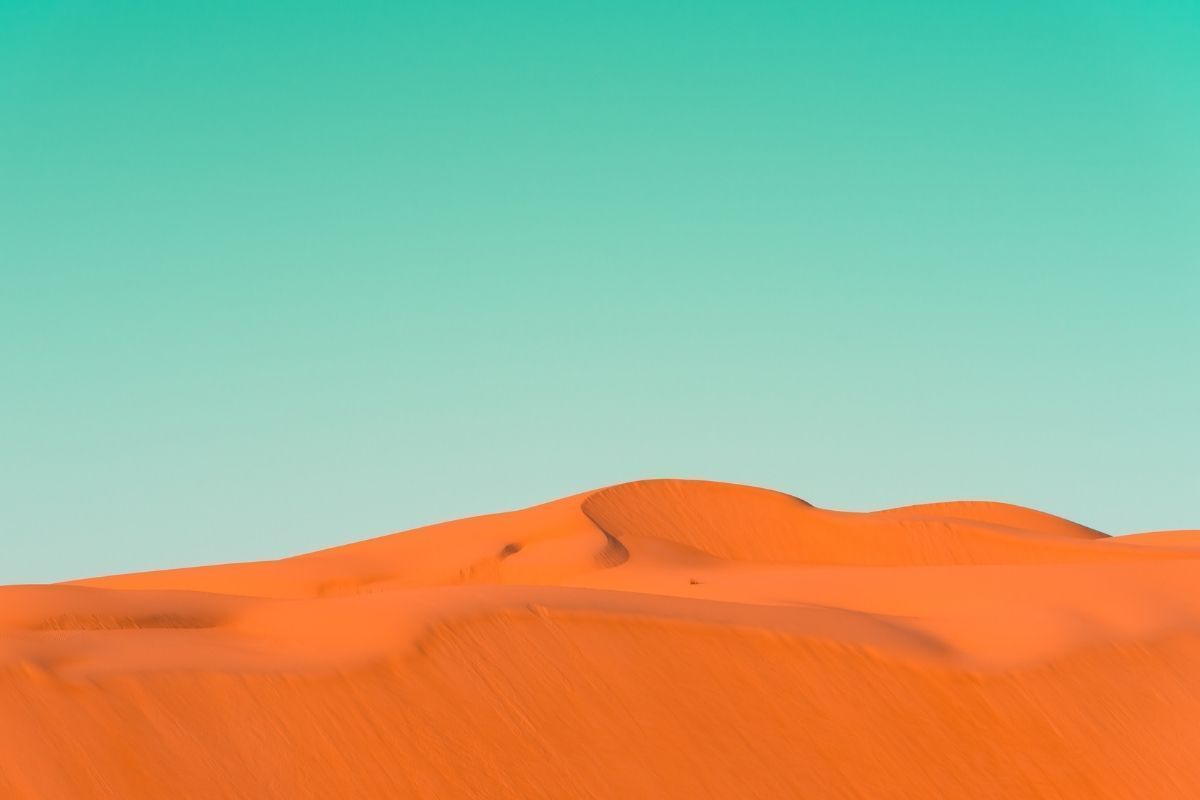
<box><xmin>3</xmin><ymin>479</ymin><xmax>1200</xmax><ymax>798</ymax></box>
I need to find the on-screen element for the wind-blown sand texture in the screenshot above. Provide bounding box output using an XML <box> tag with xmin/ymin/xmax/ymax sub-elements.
<box><xmin>3</xmin><ymin>479</ymin><xmax>1200</xmax><ymax>798</ymax></box>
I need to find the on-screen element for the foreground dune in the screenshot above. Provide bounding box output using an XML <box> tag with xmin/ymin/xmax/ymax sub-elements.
<box><xmin>3</xmin><ymin>479</ymin><xmax>1200</xmax><ymax>798</ymax></box>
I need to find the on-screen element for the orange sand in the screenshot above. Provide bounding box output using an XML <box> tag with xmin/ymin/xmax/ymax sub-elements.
<box><xmin>3</xmin><ymin>479</ymin><xmax>1200</xmax><ymax>798</ymax></box>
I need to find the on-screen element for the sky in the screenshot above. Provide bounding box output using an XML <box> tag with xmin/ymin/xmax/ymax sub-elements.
<box><xmin>2</xmin><ymin>1</ymin><xmax>1198</xmax><ymax>583</ymax></box>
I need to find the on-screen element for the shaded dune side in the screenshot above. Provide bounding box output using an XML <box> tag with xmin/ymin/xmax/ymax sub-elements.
<box><xmin>580</xmin><ymin>479</ymin><xmax>1173</xmax><ymax>565</ymax></box>
<box><xmin>0</xmin><ymin>585</ymin><xmax>237</xmax><ymax>632</ymax></box>
<box><xmin>4</xmin><ymin>614</ymin><xmax>1200</xmax><ymax>800</ymax></box>
<box><xmin>873</xmin><ymin>500</ymin><xmax>1107</xmax><ymax>540</ymax></box>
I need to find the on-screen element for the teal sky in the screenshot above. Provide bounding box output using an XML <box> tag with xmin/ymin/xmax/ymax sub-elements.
<box><xmin>2</xmin><ymin>1</ymin><xmax>1198</xmax><ymax>583</ymax></box>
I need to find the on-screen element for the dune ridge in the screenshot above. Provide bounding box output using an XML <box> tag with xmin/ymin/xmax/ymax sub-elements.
<box><xmin>3</xmin><ymin>479</ymin><xmax>1200</xmax><ymax>798</ymax></box>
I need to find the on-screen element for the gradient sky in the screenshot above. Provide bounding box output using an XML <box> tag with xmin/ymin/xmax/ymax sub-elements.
<box><xmin>2</xmin><ymin>1</ymin><xmax>1198</xmax><ymax>583</ymax></box>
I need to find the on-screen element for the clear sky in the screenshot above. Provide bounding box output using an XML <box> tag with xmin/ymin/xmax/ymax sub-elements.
<box><xmin>2</xmin><ymin>1</ymin><xmax>1198</xmax><ymax>583</ymax></box>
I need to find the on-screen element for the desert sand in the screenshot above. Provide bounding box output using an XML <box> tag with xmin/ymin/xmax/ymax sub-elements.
<box><xmin>3</xmin><ymin>478</ymin><xmax>1200</xmax><ymax>798</ymax></box>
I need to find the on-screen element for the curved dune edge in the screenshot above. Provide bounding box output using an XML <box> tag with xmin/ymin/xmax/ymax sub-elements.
<box><xmin>4</xmin><ymin>478</ymin><xmax>1200</xmax><ymax>799</ymax></box>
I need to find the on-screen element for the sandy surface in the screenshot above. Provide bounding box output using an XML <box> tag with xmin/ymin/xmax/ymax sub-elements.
<box><xmin>3</xmin><ymin>479</ymin><xmax>1199</xmax><ymax>798</ymax></box>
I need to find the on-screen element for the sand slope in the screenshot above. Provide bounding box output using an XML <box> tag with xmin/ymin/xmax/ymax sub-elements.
<box><xmin>3</xmin><ymin>479</ymin><xmax>1199</xmax><ymax>798</ymax></box>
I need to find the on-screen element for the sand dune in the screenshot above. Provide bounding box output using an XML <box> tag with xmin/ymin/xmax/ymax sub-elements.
<box><xmin>3</xmin><ymin>479</ymin><xmax>1199</xmax><ymax>798</ymax></box>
